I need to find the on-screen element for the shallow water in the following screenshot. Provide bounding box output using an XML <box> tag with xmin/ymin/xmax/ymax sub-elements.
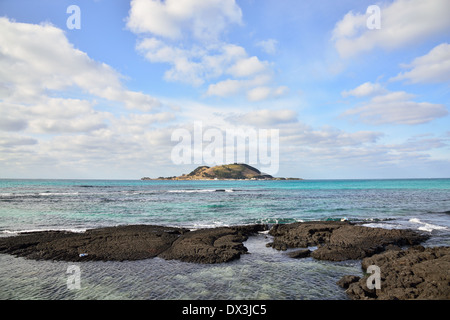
<box><xmin>0</xmin><ymin>234</ymin><xmax>362</xmax><ymax>300</ymax></box>
<box><xmin>0</xmin><ymin>179</ymin><xmax>448</xmax><ymax>299</ymax></box>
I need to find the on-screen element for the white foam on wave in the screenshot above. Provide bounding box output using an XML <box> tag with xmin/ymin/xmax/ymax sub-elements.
<box><xmin>361</xmin><ymin>223</ymin><xmax>404</xmax><ymax>230</ymax></box>
<box><xmin>38</xmin><ymin>192</ymin><xmax>79</xmax><ymax>196</ymax></box>
<box><xmin>1</xmin><ymin>227</ymin><xmax>87</xmax><ymax>235</ymax></box>
<box><xmin>1</xmin><ymin>192</ymin><xmax>80</xmax><ymax>197</ymax></box>
<box><xmin>190</xmin><ymin>221</ymin><xmax>228</xmax><ymax>230</ymax></box>
<box><xmin>409</xmin><ymin>218</ymin><xmax>448</xmax><ymax>232</ymax></box>
<box><xmin>168</xmin><ymin>189</ymin><xmax>234</xmax><ymax>193</ymax></box>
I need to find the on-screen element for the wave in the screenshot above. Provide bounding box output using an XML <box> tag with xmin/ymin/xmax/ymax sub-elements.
<box><xmin>1</xmin><ymin>227</ymin><xmax>87</xmax><ymax>236</ymax></box>
<box><xmin>252</xmin><ymin>217</ymin><xmax>304</xmax><ymax>224</ymax></box>
<box><xmin>168</xmin><ymin>189</ymin><xmax>236</xmax><ymax>193</ymax></box>
<box><xmin>0</xmin><ymin>192</ymin><xmax>80</xmax><ymax>197</ymax></box>
<box><xmin>409</xmin><ymin>218</ymin><xmax>448</xmax><ymax>232</ymax></box>
<box><xmin>38</xmin><ymin>192</ymin><xmax>79</xmax><ymax>196</ymax></box>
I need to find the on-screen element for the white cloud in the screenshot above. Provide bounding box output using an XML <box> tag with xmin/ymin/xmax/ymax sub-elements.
<box><xmin>0</xmin><ymin>17</ymin><xmax>181</xmax><ymax>179</ymax></box>
<box><xmin>0</xmin><ymin>95</ymin><xmax>120</xmax><ymax>134</ymax></box>
<box><xmin>226</xmin><ymin>109</ymin><xmax>298</xmax><ymax>127</ymax></box>
<box><xmin>332</xmin><ymin>0</ymin><xmax>450</xmax><ymax>58</ymax></box>
<box><xmin>126</xmin><ymin>0</ymin><xmax>242</xmax><ymax>41</ymax></box>
<box><xmin>206</xmin><ymin>79</ymin><xmax>243</xmax><ymax>97</ymax></box>
<box><xmin>246</xmin><ymin>86</ymin><xmax>289</xmax><ymax>102</ymax></box>
<box><xmin>136</xmin><ymin>39</ymin><xmax>253</xmax><ymax>86</ymax></box>
<box><xmin>0</xmin><ymin>133</ymin><xmax>38</xmax><ymax>148</ymax></box>
<box><xmin>342</xmin><ymin>91</ymin><xmax>448</xmax><ymax>125</ymax></box>
<box><xmin>205</xmin><ymin>74</ymin><xmax>286</xmax><ymax>101</ymax></box>
<box><xmin>227</xmin><ymin>56</ymin><xmax>269</xmax><ymax>78</ymax></box>
<box><xmin>0</xmin><ymin>17</ymin><xmax>161</xmax><ymax>112</ymax></box>
<box><xmin>341</xmin><ymin>82</ymin><xmax>386</xmax><ymax>97</ymax></box>
<box><xmin>111</xmin><ymin>112</ymin><xmax>176</xmax><ymax>135</ymax></box>
<box><xmin>391</xmin><ymin>43</ymin><xmax>450</xmax><ymax>83</ymax></box>
<box><xmin>246</xmin><ymin>87</ymin><xmax>272</xmax><ymax>102</ymax></box>
<box><xmin>279</xmin><ymin>121</ymin><xmax>382</xmax><ymax>148</ymax></box>
<box><xmin>136</xmin><ymin>36</ymin><xmax>280</xmax><ymax>99</ymax></box>
<box><xmin>255</xmin><ymin>39</ymin><xmax>278</xmax><ymax>55</ymax></box>
<box><xmin>129</xmin><ymin>1</ymin><xmax>286</xmax><ymax>101</ymax></box>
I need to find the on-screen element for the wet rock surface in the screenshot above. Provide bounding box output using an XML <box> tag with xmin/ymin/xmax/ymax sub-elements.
<box><xmin>340</xmin><ymin>246</ymin><xmax>450</xmax><ymax>300</ymax></box>
<box><xmin>0</xmin><ymin>224</ymin><xmax>267</xmax><ymax>263</ymax></box>
<box><xmin>158</xmin><ymin>225</ymin><xmax>267</xmax><ymax>263</ymax></box>
<box><xmin>1</xmin><ymin>221</ymin><xmax>447</xmax><ymax>299</ymax></box>
<box><xmin>0</xmin><ymin>225</ymin><xmax>189</xmax><ymax>262</ymax></box>
<box><xmin>267</xmin><ymin>221</ymin><xmax>428</xmax><ymax>261</ymax></box>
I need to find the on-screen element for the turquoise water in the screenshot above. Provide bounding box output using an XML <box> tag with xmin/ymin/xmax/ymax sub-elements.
<box><xmin>0</xmin><ymin>178</ymin><xmax>449</xmax><ymax>299</ymax></box>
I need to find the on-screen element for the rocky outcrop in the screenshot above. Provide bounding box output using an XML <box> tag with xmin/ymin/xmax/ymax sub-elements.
<box><xmin>1</xmin><ymin>221</ymin><xmax>427</xmax><ymax>264</ymax></box>
<box><xmin>0</xmin><ymin>225</ymin><xmax>189</xmax><ymax>262</ymax></box>
<box><xmin>267</xmin><ymin>221</ymin><xmax>429</xmax><ymax>261</ymax></box>
<box><xmin>0</xmin><ymin>224</ymin><xmax>267</xmax><ymax>263</ymax></box>
<box><xmin>159</xmin><ymin>225</ymin><xmax>267</xmax><ymax>263</ymax></box>
<box><xmin>268</xmin><ymin>221</ymin><xmax>450</xmax><ymax>300</ymax></box>
<box><xmin>2</xmin><ymin>221</ymin><xmax>447</xmax><ymax>299</ymax></box>
<box><xmin>339</xmin><ymin>246</ymin><xmax>450</xmax><ymax>300</ymax></box>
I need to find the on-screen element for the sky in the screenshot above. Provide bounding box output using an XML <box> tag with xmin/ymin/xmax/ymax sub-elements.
<box><xmin>0</xmin><ymin>0</ymin><xmax>449</xmax><ymax>179</ymax></box>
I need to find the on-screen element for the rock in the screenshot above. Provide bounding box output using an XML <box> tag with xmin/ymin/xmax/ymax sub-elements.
<box><xmin>287</xmin><ymin>249</ymin><xmax>311</xmax><ymax>259</ymax></box>
<box><xmin>159</xmin><ymin>227</ymin><xmax>248</xmax><ymax>263</ymax></box>
<box><xmin>337</xmin><ymin>275</ymin><xmax>360</xmax><ymax>289</ymax></box>
<box><xmin>0</xmin><ymin>224</ymin><xmax>267</xmax><ymax>264</ymax></box>
<box><xmin>0</xmin><ymin>225</ymin><xmax>189</xmax><ymax>262</ymax></box>
<box><xmin>268</xmin><ymin>221</ymin><xmax>345</xmax><ymax>248</ymax></box>
<box><xmin>341</xmin><ymin>246</ymin><xmax>450</xmax><ymax>300</ymax></box>
<box><xmin>268</xmin><ymin>221</ymin><xmax>429</xmax><ymax>261</ymax></box>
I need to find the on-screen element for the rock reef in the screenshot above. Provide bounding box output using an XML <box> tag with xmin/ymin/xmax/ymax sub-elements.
<box><xmin>0</xmin><ymin>224</ymin><xmax>267</xmax><ymax>264</ymax></box>
<box><xmin>1</xmin><ymin>221</ymin><xmax>448</xmax><ymax>299</ymax></box>
<box><xmin>267</xmin><ymin>221</ymin><xmax>428</xmax><ymax>261</ymax></box>
<box><xmin>338</xmin><ymin>246</ymin><xmax>450</xmax><ymax>300</ymax></box>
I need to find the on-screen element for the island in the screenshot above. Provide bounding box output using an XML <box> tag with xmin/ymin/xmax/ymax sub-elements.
<box><xmin>141</xmin><ymin>163</ymin><xmax>302</xmax><ymax>181</ymax></box>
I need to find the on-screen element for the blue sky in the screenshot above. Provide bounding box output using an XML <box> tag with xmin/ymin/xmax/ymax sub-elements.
<box><xmin>0</xmin><ymin>0</ymin><xmax>449</xmax><ymax>179</ymax></box>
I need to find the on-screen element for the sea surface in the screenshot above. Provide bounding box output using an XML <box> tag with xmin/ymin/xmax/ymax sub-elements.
<box><xmin>0</xmin><ymin>178</ymin><xmax>449</xmax><ymax>299</ymax></box>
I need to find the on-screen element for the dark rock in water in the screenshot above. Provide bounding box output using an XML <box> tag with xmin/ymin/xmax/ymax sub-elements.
<box><xmin>337</xmin><ymin>275</ymin><xmax>361</xmax><ymax>289</ymax></box>
<box><xmin>0</xmin><ymin>225</ymin><xmax>189</xmax><ymax>262</ymax></box>
<box><xmin>287</xmin><ymin>249</ymin><xmax>311</xmax><ymax>259</ymax></box>
<box><xmin>269</xmin><ymin>221</ymin><xmax>345</xmax><ymax>249</ymax></box>
<box><xmin>0</xmin><ymin>224</ymin><xmax>268</xmax><ymax>264</ymax></box>
<box><xmin>342</xmin><ymin>246</ymin><xmax>450</xmax><ymax>300</ymax></box>
<box><xmin>159</xmin><ymin>226</ymin><xmax>255</xmax><ymax>263</ymax></box>
<box><xmin>268</xmin><ymin>221</ymin><xmax>429</xmax><ymax>261</ymax></box>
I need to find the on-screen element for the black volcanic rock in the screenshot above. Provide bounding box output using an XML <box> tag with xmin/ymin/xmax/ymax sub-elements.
<box><xmin>268</xmin><ymin>221</ymin><xmax>429</xmax><ymax>261</ymax></box>
<box><xmin>159</xmin><ymin>225</ymin><xmax>267</xmax><ymax>263</ymax></box>
<box><xmin>287</xmin><ymin>249</ymin><xmax>311</xmax><ymax>259</ymax></box>
<box><xmin>0</xmin><ymin>224</ymin><xmax>267</xmax><ymax>263</ymax></box>
<box><xmin>341</xmin><ymin>246</ymin><xmax>450</xmax><ymax>300</ymax></box>
<box><xmin>0</xmin><ymin>225</ymin><xmax>189</xmax><ymax>262</ymax></box>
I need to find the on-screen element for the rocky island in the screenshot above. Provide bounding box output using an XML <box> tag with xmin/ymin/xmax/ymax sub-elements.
<box><xmin>141</xmin><ymin>163</ymin><xmax>302</xmax><ymax>180</ymax></box>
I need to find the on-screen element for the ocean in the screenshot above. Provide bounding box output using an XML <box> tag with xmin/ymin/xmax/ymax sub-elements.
<box><xmin>0</xmin><ymin>178</ymin><xmax>449</xmax><ymax>299</ymax></box>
